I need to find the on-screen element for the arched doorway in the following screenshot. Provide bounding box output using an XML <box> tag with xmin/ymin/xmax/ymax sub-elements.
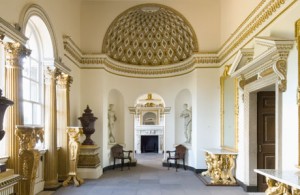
<box><xmin>130</xmin><ymin>93</ymin><xmax>170</xmax><ymax>158</ymax></box>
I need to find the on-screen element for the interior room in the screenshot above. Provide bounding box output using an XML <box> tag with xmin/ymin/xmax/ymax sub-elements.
<box><xmin>0</xmin><ymin>0</ymin><xmax>300</xmax><ymax>194</ymax></box>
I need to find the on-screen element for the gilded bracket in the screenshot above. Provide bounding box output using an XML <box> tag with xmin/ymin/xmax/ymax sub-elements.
<box><xmin>273</xmin><ymin>60</ymin><xmax>287</xmax><ymax>92</ymax></box>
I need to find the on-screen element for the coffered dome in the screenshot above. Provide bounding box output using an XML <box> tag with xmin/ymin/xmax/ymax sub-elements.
<box><xmin>103</xmin><ymin>4</ymin><xmax>198</xmax><ymax>66</ymax></box>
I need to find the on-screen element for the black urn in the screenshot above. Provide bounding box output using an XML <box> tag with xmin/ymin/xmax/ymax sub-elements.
<box><xmin>0</xmin><ymin>89</ymin><xmax>14</xmax><ymax>141</ymax></box>
<box><xmin>78</xmin><ymin>105</ymin><xmax>98</xmax><ymax>145</ymax></box>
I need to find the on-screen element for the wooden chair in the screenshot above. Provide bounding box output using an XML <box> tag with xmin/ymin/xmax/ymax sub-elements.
<box><xmin>166</xmin><ymin>144</ymin><xmax>187</xmax><ymax>171</ymax></box>
<box><xmin>111</xmin><ymin>144</ymin><xmax>132</xmax><ymax>171</ymax></box>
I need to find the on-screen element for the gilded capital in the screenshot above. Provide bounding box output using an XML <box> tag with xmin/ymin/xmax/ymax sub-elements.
<box><xmin>44</xmin><ymin>66</ymin><xmax>62</xmax><ymax>85</ymax></box>
<box><xmin>5</xmin><ymin>42</ymin><xmax>31</xmax><ymax>68</ymax></box>
<box><xmin>56</xmin><ymin>73</ymin><xmax>73</xmax><ymax>89</ymax></box>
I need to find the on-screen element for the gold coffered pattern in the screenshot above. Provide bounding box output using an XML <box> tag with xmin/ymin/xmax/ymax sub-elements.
<box><xmin>103</xmin><ymin>4</ymin><xmax>198</xmax><ymax>66</ymax></box>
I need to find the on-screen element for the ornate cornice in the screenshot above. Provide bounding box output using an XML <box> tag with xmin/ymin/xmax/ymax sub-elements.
<box><xmin>62</xmin><ymin>0</ymin><xmax>296</xmax><ymax>78</ymax></box>
<box><xmin>0</xmin><ymin>17</ymin><xmax>27</xmax><ymax>45</ymax></box>
<box><xmin>218</xmin><ymin>0</ymin><xmax>297</xmax><ymax>65</ymax></box>
<box><xmin>64</xmin><ymin>34</ymin><xmax>219</xmax><ymax>77</ymax></box>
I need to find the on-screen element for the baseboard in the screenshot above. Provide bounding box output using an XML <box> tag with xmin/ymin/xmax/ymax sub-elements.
<box><xmin>103</xmin><ymin>161</ymin><xmax>137</xmax><ymax>172</ymax></box>
<box><xmin>162</xmin><ymin>162</ymin><xmax>205</xmax><ymax>173</ymax></box>
<box><xmin>237</xmin><ymin>179</ymin><xmax>258</xmax><ymax>192</ymax></box>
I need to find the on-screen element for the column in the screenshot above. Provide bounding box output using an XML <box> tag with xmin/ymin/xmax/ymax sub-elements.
<box><xmin>44</xmin><ymin>66</ymin><xmax>61</xmax><ymax>189</ymax></box>
<box><xmin>56</xmin><ymin>73</ymin><xmax>73</xmax><ymax>181</ymax></box>
<box><xmin>4</xmin><ymin>42</ymin><xmax>30</xmax><ymax>173</ymax></box>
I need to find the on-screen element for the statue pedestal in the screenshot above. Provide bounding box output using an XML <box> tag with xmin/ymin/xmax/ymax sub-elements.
<box><xmin>78</xmin><ymin>145</ymin><xmax>102</xmax><ymax>179</ymax></box>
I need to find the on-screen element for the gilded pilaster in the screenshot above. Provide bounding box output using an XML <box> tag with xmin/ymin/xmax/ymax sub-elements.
<box><xmin>4</xmin><ymin>42</ymin><xmax>30</xmax><ymax>174</ymax></box>
<box><xmin>44</xmin><ymin>66</ymin><xmax>61</xmax><ymax>189</ymax></box>
<box><xmin>56</xmin><ymin>73</ymin><xmax>73</xmax><ymax>181</ymax></box>
<box><xmin>15</xmin><ymin>125</ymin><xmax>44</xmax><ymax>195</ymax></box>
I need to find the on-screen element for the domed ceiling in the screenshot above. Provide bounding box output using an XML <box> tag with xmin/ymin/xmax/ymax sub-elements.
<box><xmin>103</xmin><ymin>4</ymin><xmax>198</xmax><ymax>66</ymax></box>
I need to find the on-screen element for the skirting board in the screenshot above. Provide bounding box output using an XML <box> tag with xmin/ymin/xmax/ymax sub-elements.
<box><xmin>77</xmin><ymin>165</ymin><xmax>103</xmax><ymax>179</ymax></box>
<box><xmin>196</xmin><ymin>174</ymin><xmax>239</xmax><ymax>186</ymax></box>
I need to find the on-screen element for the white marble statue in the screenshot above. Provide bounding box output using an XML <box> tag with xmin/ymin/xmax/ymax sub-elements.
<box><xmin>180</xmin><ymin>103</ymin><xmax>192</xmax><ymax>144</ymax></box>
<box><xmin>108</xmin><ymin>104</ymin><xmax>117</xmax><ymax>143</ymax></box>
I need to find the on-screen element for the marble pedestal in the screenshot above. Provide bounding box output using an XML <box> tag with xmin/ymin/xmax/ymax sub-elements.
<box><xmin>77</xmin><ymin>145</ymin><xmax>102</xmax><ymax>179</ymax></box>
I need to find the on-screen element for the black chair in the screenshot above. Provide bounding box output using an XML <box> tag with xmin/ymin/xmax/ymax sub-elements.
<box><xmin>111</xmin><ymin>144</ymin><xmax>132</xmax><ymax>171</ymax></box>
<box><xmin>166</xmin><ymin>144</ymin><xmax>187</xmax><ymax>171</ymax></box>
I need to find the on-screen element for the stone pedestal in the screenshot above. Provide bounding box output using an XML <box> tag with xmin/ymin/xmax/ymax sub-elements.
<box><xmin>77</xmin><ymin>145</ymin><xmax>102</xmax><ymax>179</ymax></box>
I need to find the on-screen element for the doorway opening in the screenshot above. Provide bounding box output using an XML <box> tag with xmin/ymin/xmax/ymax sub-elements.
<box><xmin>257</xmin><ymin>91</ymin><xmax>276</xmax><ymax>192</ymax></box>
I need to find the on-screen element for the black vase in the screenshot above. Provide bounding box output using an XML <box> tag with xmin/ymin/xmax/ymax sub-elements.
<box><xmin>78</xmin><ymin>105</ymin><xmax>98</xmax><ymax>145</ymax></box>
<box><xmin>0</xmin><ymin>89</ymin><xmax>14</xmax><ymax>141</ymax></box>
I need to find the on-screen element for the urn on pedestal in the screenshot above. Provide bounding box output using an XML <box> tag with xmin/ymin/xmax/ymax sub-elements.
<box><xmin>0</xmin><ymin>89</ymin><xmax>14</xmax><ymax>141</ymax></box>
<box><xmin>78</xmin><ymin>105</ymin><xmax>98</xmax><ymax>145</ymax></box>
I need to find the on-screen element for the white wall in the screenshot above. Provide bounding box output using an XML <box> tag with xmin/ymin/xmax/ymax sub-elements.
<box><xmin>220</xmin><ymin>0</ymin><xmax>261</xmax><ymax>45</ymax></box>
<box><xmin>80</xmin><ymin>68</ymin><xmax>219</xmax><ymax>169</ymax></box>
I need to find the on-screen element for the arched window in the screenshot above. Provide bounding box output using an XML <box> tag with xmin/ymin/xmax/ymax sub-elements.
<box><xmin>23</xmin><ymin>18</ymin><xmax>44</xmax><ymax>126</ymax></box>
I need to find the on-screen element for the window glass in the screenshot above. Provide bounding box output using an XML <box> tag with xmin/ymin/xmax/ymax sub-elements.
<box><xmin>30</xmin><ymin>81</ymin><xmax>39</xmax><ymax>102</ymax></box>
<box><xmin>23</xmin><ymin>102</ymin><xmax>33</xmax><ymax>124</ymax></box>
<box><xmin>22</xmin><ymin>78</ymin><xmax>30</xmax><ymax>100</ymax></box>
<box><xmin>23</xmin><ymin>19</ymin><xmax>43</xmax><ymax>127</ymax></box>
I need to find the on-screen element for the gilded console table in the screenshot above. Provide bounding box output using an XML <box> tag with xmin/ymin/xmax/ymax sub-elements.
<box><xmin>255</xmin><ymin>169</ymin><xmax>300</xmax><ymax>195</ymax></box>
<box><xmin>199</xmin><ymin>148</ymin><xmax>238</xmax><ymax>185</ymax></box>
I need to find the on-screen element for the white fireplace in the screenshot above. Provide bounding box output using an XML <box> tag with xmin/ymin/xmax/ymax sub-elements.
<box><xmin>135</xmin><ymin>125</ymin><xmax>164</xmax><ymax>154</ymax></box>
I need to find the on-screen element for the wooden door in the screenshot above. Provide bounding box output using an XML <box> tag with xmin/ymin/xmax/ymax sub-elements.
<box><xmin>257</xmin><ymin>91</ymin><xmax>275</xmax><ymax>192</ymax></box>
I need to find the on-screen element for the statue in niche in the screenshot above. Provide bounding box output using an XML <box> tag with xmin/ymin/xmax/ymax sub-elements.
<box><xmin>108</xmin><ymin>104</ymin><xmax>117</xmax><ymax>143</ymax></box>
<box><xmin>180</xmin><ymin>103</ymin><xmax>192</xmax><ymax>144</ymax></box>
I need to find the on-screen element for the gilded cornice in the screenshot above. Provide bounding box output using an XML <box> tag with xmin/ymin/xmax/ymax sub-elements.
<box><xmin>63</xmin><ymin>0</ymin><xmax>296</xmax><ymax>78</ymax></box>
<box><xmin>218</xmin><ymin>0</ymin><xmax>297</xmax><ymax>65</ymax></box>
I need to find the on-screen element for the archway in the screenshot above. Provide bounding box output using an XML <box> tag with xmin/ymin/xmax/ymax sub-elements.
<box><xmin>130</xmin><ymin>93</ymin><xmax>169</xmax><ymax>159</ymax></box>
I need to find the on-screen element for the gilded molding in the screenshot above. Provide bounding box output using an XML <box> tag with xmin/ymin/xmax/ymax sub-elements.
<box><xmin>220</xmin><ymin>65</ymin><xmax>239</xmax><ymax>152</ymax></box>
<box><xmin>219</xmin><ymin>0</ymin><xmax>296</xmax><ymax>64</ymax></box>
<box><xmin>295</xmin><ymin>18</ymin><xmax>300</xmax><ymax>168</ymax></box>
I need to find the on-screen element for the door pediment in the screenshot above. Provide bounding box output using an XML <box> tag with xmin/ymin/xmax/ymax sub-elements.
<box><xmin>229</xmin><ymin>37</ymin><xmax>294</xmax><ymax>92</ymax></box>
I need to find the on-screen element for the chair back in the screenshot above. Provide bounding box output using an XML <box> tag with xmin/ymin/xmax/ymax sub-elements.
<box><xmin>175</xmin><ymin>144</ymin><xmax>186</xmax><ymax>159</ymax></box>
<box><xmin>111</xmin><ymin>144</ymin><xmax>124</xmax><ymax>158</ymax></box>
